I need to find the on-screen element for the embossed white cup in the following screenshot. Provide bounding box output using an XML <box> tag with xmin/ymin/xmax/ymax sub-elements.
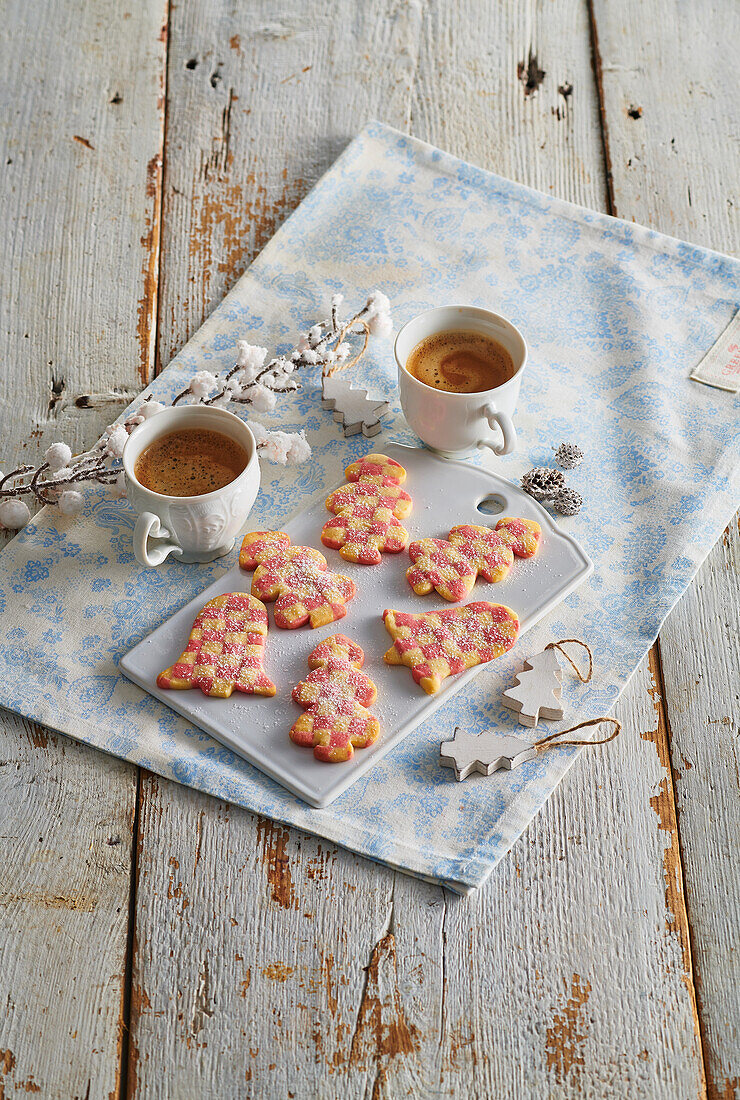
<box><xmin>395</xmin><ymin>305</ymin><xmax>527</xmax><ymax>459</ymax></box>
<box><xmin>123</xmin><ymin>406</ymin><xmax>260</xmax><ymax>567</ymax></box>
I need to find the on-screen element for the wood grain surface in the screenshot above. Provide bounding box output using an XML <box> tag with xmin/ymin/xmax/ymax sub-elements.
<box><xmin>0</xmin><ymin>1</ymin><xmax>737</xmax><ymax>1097</ymax></box>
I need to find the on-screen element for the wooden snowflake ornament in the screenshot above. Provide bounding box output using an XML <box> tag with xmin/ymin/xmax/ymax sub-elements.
<box><xmin>500</xmin><ymin>647</ymin><xmax>564</xmax><ymax>726</ymax></box>
<box><xmin>440</xmin><ymin>729</ymin><xmax>537</xmax><ymax>780</ymax></box>
<box><xmin>321</xmin><ymin>375</ymin><xmax>390</xmax><ymax>438</ymax></box>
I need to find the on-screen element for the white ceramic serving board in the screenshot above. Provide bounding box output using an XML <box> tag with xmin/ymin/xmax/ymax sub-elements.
<box><xmin>120</xmin><ymin>444</ymin><xmax>593</xmax><ymax>807</ymax></box>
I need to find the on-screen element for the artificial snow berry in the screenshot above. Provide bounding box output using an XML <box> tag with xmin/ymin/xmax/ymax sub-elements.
<box><xmin>287</xmin><ymin>433</ymin><xmax>311</xmax><ymax>463</ymax></box>
<box><xmin>366</xmin><ymin>290</ymin><xmax>391</xmax><ymax>317</ymax></box>
<box><xmin>138</xmin><ymin>400</ymin><xmax>165</xmax><ymax>419</ymax></box>
<box><xmin>188</xmin><ymin>370</ymin><xmax>218</xmax><ymax>399</ymax></box>
<box><xmin>58</xmin><ymin>489</ymin><xmax>84</xmax><ymax>515</ymax></box>
<box><xmin>104</xmin><ymin>424</ymin><xmax>129</xmax><ymax>458</ymax></box>
<box><xmin>367</xmin><ymin>311</ymin><xmax>393</xmax><ymax>338</ymax></box>
<box><xmin>248</xmin><ymin>384</ymin><xmax>277</xmax><ymax>412</ymax></box>
<box><xmin>45</xmin><ymin>442</ymin><xmax>72</xmax><ymax>471</ymax></box>
<box><xmin>0</xmin><ymin>498</ymin><xmax>31</xmax><ymax>529</ymax></box>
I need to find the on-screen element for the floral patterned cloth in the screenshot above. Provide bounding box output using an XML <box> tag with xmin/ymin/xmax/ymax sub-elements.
<box><xmin>0</xmin><ymin>122</ymin><xmax>738</xmax><ymax>893</ymax></box>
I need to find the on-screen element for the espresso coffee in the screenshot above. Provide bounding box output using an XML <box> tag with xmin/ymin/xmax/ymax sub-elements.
<box><xmin>406</xmin><ymin>329</ymin><xmax>516</xmax><ymax>393</ymax></box>
<box><xmin>134</xmin><ymin>428</ymin><xmax>248</xmax><ymax>497</ymax></box>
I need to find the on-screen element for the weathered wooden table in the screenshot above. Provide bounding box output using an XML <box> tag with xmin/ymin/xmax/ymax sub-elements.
<box><xmin>1</xmin><ymin>2</ymin><xmax>738</xmax><ymax>1096</ymax></box>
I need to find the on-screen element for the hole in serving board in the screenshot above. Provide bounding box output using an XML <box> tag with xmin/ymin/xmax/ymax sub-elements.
<box><xmin>476</xmin><ymin>493</ymin><xmax>505</xmax><ymax>516</ymax></box>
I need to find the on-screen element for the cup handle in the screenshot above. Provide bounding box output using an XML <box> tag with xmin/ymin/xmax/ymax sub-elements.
<box><xmin>478</xmin><ymin>402</ymin><xmax>517</xmax><ymax>457</ymax></box>
<box><xmin>134</xmin><ymin>512</ymin><xmax>182</xmax><ymax>568</ymax></box>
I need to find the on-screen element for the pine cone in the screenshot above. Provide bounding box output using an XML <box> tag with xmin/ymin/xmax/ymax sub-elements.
<box><xmin>553</xmin><ymin>487</ymin><xmax>583</xmax><ymax>516</ymax></box>
<box><xmin>554</xmin><ymin>442</ymin><xmax>584</xmax><ymax>470</ymax></box>
<box><xmin>521</xmin><ymin>467</ymin><xmax>565</xmax><ymax>500</ymax></box>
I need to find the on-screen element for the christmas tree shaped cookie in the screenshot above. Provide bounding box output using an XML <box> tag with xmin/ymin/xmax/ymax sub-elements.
<box><xmin>239</xmin><ymin>531</ymin><xmax>356</xmax><ymax>629</ymax></box>
<box><xmin>321</xmin><ymin>452</ymin><xmax>412</xmax><ymax>565</ymax></box>
<box><xmin>501</xmin><ymin>647</ymin><xmax>564</xmax><ymax>726</ymax></box>
<box><xmin>290</xmin><ymin>634</ymin><xmax>380</xmax><ymax>762</ymax></box>
<box><xmin>382</xmin><ymin>601</ymin><xmax>519</xmax><ymax>695</ymax></box>
<box><xmin>157</xmin><ymin>593</ymin><xmax>276</xmax><ymax>698</ymax></box>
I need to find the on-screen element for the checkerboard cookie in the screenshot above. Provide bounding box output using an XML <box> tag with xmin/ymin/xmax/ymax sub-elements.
<box><xmin>406</xmin><ymin>518</ymin><xmax>540</xmax><ymax>602</ymax></box>
<box><xmin>406</xmin><ymin>538</ymin><xmax>480</xmax><ymax>602</ymax></box>
<box><xmin>383</xmin><ymin>601</ymin><xmax>519</xmax><ymax>694</ymax></box>
<box><xmin>239</xmin><ymin>531</ymin><xmax>356</xmax><ymax>629</ymax></box>
<box><xmin>321</xmin><ymin>452</ymin><xmax>412</xmax><ymax>565</ymax></box>
<box><xmin>494</xmin><ymin>516</ymin><xmax>542</xmax><ymax>558</ymax></box>
<box><xmin>290</xmin><ymin>634</ymin><xmax>380</xmax><ymax>762</ymax></box>
<box><xmin>157</xmin><ymin>593</ymin><xmax>276</xmax><ymax>698</ymax></box>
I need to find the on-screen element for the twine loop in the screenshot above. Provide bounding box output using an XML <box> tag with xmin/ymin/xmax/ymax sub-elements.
<box><xmin>535</xmin><ymin>638</ymin><xmax>620</xmax><ymax>751</ymax></box>
<box><xmin>545</xmin><ymin>637</ymin><xmax>593</xmax><ymax>683</ymax></box>
<box><xmin>323</xmin><ymin>318</ymin><xmax>370</xmax><ymax>379</ymax></box>
<box><xmin>532</xmin><ymin>716</ymin><xmax>621</xmax><ymax>751</ymax></box>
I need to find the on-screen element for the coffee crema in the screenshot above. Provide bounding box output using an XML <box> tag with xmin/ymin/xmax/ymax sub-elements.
<box><xmin>134</xmin><ymin>428</ymin><xmax>248</xmax><ymax>497</ymax></box>
<box><xmin>405</xmin><ymin>329</ymin><xmax>516</xmax><ymax>393</ymax></box>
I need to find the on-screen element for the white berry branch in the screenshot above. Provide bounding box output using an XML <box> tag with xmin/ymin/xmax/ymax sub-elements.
<box><xmin>0</xmin><ymin>292</ymin><xmax>393</xmax><ymax>530</ymax></box>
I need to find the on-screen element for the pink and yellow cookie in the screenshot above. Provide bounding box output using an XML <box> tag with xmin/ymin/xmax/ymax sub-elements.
<box><xmin>405</xmin><ymin>519</ymin><xmax>539</xmax><ymax>602</ymax></box>
<box><xmin>290</xmin><ymin>634</ymin><xmax>380</xmax><ymax>763</ymax></box>
<box><xmin>382</xmin><ymin>601</ymin><xmax>519</xmax><ymax>695</ymax></box>
<box><xmin>321</xmin><ymin>452</ymin><xmax>412</xmax><ymax>565</ymax></box>
<box><xmin>157</xmin><ymin>593</ymin><xmax>276</xmax><ymax>698</ymax></box>
<box><xmin>306</xmin><ymin>632</ymin><xmax>365</xmax><ymax>669</ymax></box>
<box><xmin>239</xmin><ymin>531</ymin><xmax>356</xmax><ymax>629</ymax></box>
<box><xmin>494</xmin><ymin>516</ymin><xmax>541</xmax><ymax>558</ymax></box>
<box><xmin>407</xmin><ymin>538</ymin><xmax>479</xmax><ymax>602</ymax></box>
<box><xmin>345</xmin><ymin>453</ymin><xmax>407</xmax><ymax>485</ymax></box>
<box><xmin>448</xmin><ymin>524</ymin><xmax>514</xmax><ymax>582</ymax></box>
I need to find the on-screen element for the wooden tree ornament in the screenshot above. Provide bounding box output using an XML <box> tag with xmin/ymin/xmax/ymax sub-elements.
<box><xmin>500</xmin><ymin>638</ymin><xmax>593</xmax><ymax>727</ymax></box>
<box><xmin>440</xmin><ymin>729</ymin><xmax>537</xmax><ymax>780</ymax></box>
<box><xmin>500</xmin><ymin>647</ymin><xmax>564</xmax><ymax>726</ymax></box>
<box><xmin>320</xmin><ymin>313</ymin><xmax>391</xmax><ymax>438</ymax></box>
<box><xmin>321</xmin><ymin>374</ymin><xmax>390</xmax><ymax>437</ymax></box>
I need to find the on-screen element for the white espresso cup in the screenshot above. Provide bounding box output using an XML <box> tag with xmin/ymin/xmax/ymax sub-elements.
<box><xmin>123</xmin><ymin>405</ymin><xmax>260</xmax><ymax>567</ymax></box>
<box><xmin>394</xmin><ymin>305</ymin><xmax>527</xmax><ymax>459</ymax></box>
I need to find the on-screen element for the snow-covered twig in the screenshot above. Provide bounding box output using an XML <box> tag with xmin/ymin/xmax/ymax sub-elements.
<box><xmin>0</xmin><ymin>293</ymin><xmax>393</xmax><ymax>529</ymax></box>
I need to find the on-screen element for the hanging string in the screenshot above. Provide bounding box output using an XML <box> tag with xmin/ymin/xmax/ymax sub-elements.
<box><xmin>532</xmin><ymin>716</ymin><xmax>621</xmax><ymax>750</ymax></box>
<box><xmin>545</xmin><ymin>638</ymin><xmax>593</xmax><ymax>683</ymax></box>
<box><xmin>323</xmin><ymin>319</ymin><xmax>370</xmax><ymax>379</ymax></box>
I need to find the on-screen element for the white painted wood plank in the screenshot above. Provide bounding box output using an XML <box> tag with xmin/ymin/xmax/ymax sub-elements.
<box><xmin>0</xmin><ymin>0</ymin><xmax>165</xmax><ymax>1094</ymax></box>
<box><xmin>412</xmin><ymin>0</ymin><xmax>609</xmax><ymax>209</ymax></box>
<box><xmin>0</xmin><ymin>715</ymin><xmax>137</xmax><ymax>1098</ymax></box>
<box><xmin>0</xmin><ymin>0</ymin><xmax>168</xmax><ymax>466</ymax></box>
<box><xmin>435</xmin><ymin>659</ymin><xmax>704</xmax><ymax>1096</ymax></box>
<box><xmin>155</xmin><ymin>0</ymin><xmax>424</xmax><ymax>365</ymax></box>
<box><xmin>128</xmin><ymin>775</ymin><xmax>421</xmax><ymax>1098</ymax></box>
<box><xmin>128</xmin><ymin>1</ymin><xmax>708</xmax><ymax>1096</ymax></box>
<box><xmin>591</xmin><ymin>0</ymin><xmax>739</xmax><ymax>253</ymax></box>
<box><xmin>657</xmin><ymin>525</ymin><xmax>740</xmax><ymax>1100</ymax></box>
<box><xmin>128</xmin><ymin>665</ymin><xmax>704</xmax><ymax>1098</ymax></box>
<box><xmin>593</xmin><ymin>1</ymin><xmax>739</xmax><ymax>1092</ymax></box>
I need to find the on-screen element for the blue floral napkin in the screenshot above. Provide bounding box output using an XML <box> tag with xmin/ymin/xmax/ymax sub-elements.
<box><xmin>0</xmin><ymin>122</ymin><xmax>737</xmax><ymax>894</ymax></box>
